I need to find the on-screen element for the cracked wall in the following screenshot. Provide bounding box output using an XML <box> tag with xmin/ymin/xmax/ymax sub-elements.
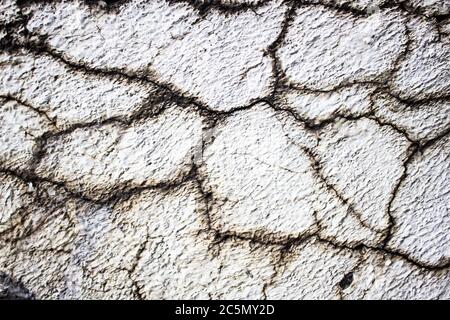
<box><xmin>0</xmin><ymin>0</ymin><xmax>449</xmax><ymax>300</ymax></box>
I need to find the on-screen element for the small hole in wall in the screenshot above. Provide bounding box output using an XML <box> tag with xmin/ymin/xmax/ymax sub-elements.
<box><xmin>338</xmin><ymin>272</ymin><xmax>354</xmax><ymax>290</ymax></box>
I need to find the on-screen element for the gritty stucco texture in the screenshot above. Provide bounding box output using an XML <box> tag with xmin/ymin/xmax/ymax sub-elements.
<box><xmin>0</xmin><ymin>0</ymin><xmax>449</xmax><ymax>300</ymax></box>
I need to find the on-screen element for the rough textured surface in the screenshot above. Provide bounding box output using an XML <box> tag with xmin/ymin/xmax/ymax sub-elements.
<box><xmin>0</xmin><ymin>0</ymin><xmax>449</xmax><ymax>300</ymax></box>
<box><xmin>279</xmin><ymin>6</ymin><xmax>407</xmax><ymax>90</ymax></box>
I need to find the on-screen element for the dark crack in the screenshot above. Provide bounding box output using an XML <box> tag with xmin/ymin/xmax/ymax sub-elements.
<box><xmin>338</xmin><ymin>272</ymin><xmax>354</xmax><ymax>290</ymax></box>
<box><xmin>0</xmin><ymin>94</ymin><xmax>58</xmax><ymax>128</ymax></box>
<box><xmin>189</xmin><ymin>163</ymin><xmax>450</xmax><ymax>271</ymax></box>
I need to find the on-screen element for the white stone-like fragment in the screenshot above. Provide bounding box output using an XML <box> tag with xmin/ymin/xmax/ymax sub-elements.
<box><xmin>278</xmin><ymin>7</ymin><xmax>407</xmax><ymax>90</ymax></box>
<box><xmin>25</xmin><ymin>0</ymin><xmax>287</xmax><ymax>111</ymax></box>
<box><xmin>203</xmin><ymin>103</ymin><xmax>319</xmax><ymax>237</ymax></box>
<box><xmin>0</xmin><ymin>51</ymin><xmax>157</xmax><ymax>130</ymax></box>
<box><xmin>373</xmin><ymin>93</ymin><xmax>450</xmax><ymax>143</ymax></box>
<box><xmin>392</xmin><ymin>17</ymin><xmax>450</xmax><ymax>100</ymax></box>
<box><xmin>265</xmin><ymin>239</ymin><xmax>360</xmax><ymax>299</ymax></box>
<box><xmin>35</xmin><ymin>107</ymin><xmax>203</xmax><ymax>199</ymax></box>
<box><xmin>0</xmin><ymin>98</ymin><xmax>54</xmax><ymax>171</ymax></box>
<box><xmin>316</xmin><ymin>118</ymin><xmax>410</xmax><ymax>231</ymax></box>
<box><xmin>279</xmin><ymin>86</ymin><xmax>374</xmax><ymax>125</ymax></box>
<box><xmin>0</xmin><ymin>173</ymin><xmax>34</xmax><ymax>233</ymax></box>
<box><xmin>387</xmin><ymin>135</ymin><xmax>450</xmax><ymax>267</ymax></box>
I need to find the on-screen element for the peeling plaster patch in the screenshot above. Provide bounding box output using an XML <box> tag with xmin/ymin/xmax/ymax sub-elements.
<box><xmin>387</xmin><ymin>134</ymin><xmax>450</xmax><ymax>267</ymax></box>
<box><xmin>88</xmin><ymin>182</ymin><xmax>276</xmax><ymax>300</ymax></box>
<box><xmin>0</xmin><ymin>248</ymin><xmax>73</xmax><ymax>299</ymax></box>
<box><xmin>278</xmin><ymin>6</ymin><xmax>407</xmax><ymax>90</ymax></box>
<box><xmin>35</xmin><ymin>107</ymin><xmax>203</xmax><ymax>200</ymax></box>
